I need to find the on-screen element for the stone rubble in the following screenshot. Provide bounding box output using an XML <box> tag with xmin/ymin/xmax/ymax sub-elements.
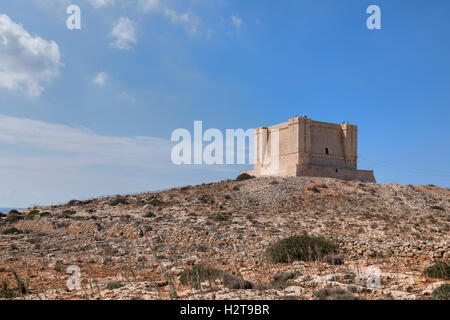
<box><xmin>0</xmin><ymin>176</ymin><xmax>448</xmax><ymax>300</ymax></box>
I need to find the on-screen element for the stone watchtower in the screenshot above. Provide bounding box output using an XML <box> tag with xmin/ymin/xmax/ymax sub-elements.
<box><xmin>244</xmin><ymin>116</ymin><xmax>375</xmax><ymax>182</ymax></box>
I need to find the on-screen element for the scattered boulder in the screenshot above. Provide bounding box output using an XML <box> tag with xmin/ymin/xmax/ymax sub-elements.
<box><xmin>273</xmin><ymin>272</ymin><xmax>298</xmax><ymax>282</ymax></box>
<box><xmin>222</xmin><ymin>273</ymin><xmax>253</xmax><ymax>290</ymax></box>
<box><xmin>313</xmin><ymin>287</ymin><xmax>358</xmax><ymax>300</ymax></box>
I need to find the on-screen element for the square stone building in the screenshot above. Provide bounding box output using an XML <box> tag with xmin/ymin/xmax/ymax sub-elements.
<box><xmin>244</xmin><ymin>116</ymin><xmax>376</xmax><ymax>182</ymax></box>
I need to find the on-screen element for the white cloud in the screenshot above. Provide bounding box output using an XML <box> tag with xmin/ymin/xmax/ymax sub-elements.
<box><xmin>110</xmin><ymin>17</ymin><xmax>137</xmax><ymax>50</ymax></box>
<box><xmin>117</xmin><ymin>91</ymin><xmax>136</xmax><ymax>103</ymax></box>
<box><xmin>138</xmin><ymin>0</ymin><xmax>198</xmax><ymax>34</ymax></box>
<box><xmin>139</xmin><ymin>0</ymin><xmax>161</xmax><ymax>12</ymax></box>
<box><xmin>0</xmin><ymin>14</ymin><xmax>62</xmax><ymax>97</ymax></box>
<box><xmin>0</xmin><ymin>114</ymin><xmax>250</xmax><ymax>207</ymax></box>
<box><xmin>231</xmin><ymin>15</ymin><xmax>242</xmax><ymax>28</ymax></box>
<box><xmin>0</xmin><ymin>114</ymin><xmax>170</xmax><ymax>166</ymax></box>
<box><xmin>0</xmin><ymin>113</ymin><xmax>170</xmax><ymax>207</ymax></box>
<box><xmin>89</xmin><ymin>0</ymin><xmax>115</xmax><ymax>8</ymax></box>
<box><xmin>93</xmin><ymin>72</ymin><xmax>108</xmax><ymax>85</ymax></box>
<box><xmin>163</xmin><ymin>8</ymin><xmax>198</xmax><ymax>34</ymax></box>
<box><xmin>32</xmin><ymin>0</ymin><xmax>114</xmax><ymax>10</ymax></box>
<box><xmin>164</xmin><ymin>8</ymin><xmax>190</xmax><ymax>25</ymax></box>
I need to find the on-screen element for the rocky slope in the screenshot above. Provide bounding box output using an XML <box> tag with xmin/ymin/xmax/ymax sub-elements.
<box><xmin>0</xmin><ymin>177</ymin><xmax>449</xmax><ymax>300</ymax></box>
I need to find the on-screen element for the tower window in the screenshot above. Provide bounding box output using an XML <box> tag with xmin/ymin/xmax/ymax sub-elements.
<box><xmin>325</xmin><ymin>148</ymin><xmax>329</xmax><ymax>155</ymax></box>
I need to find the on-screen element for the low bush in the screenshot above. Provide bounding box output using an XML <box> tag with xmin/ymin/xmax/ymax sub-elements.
<box><xmin>62</xmin><ymin>210</ymin><xmax>76</xmax><ymax>216</ymax></box>
<box><xmin>307</xmin><ymin>186</ymin><xmax>321</xmax><ymax>193</ymax></box>
<box><xmin>40</xmin><ymin>212</ymin><xmax>51</xmax><ymax>217</ymax></box>
<box><xmin>266</xmin><ymin>234</ymin><xmax>337</xmax><ymax>263</ymax></box>
<box><xmin>424</xmin><ymin>261</ymin><xmax>450</xmax><ymax>280</ymax></box>
<box><xmin>26</xmin><ymin>210</ymin><xmax>40</xmax><ymax>220</ymax></box>
<box><xmin>106</xmin><ymin>282</ymin><xmax>124</xmax><ymax>290</ymax></box>
<box><xmin>6</xmin><ymin>214</ymin><xmax>24</xmax><ymax>223</ymax></box>
<box><xmin>212</xmin><ymin>213</ymin><xmax>230</xmax><ymax>222</ymax></box>
<box><xmin>430</xmin><ymin>205</ymin><xmax>445</xmax><ymax>211</ymax></box>
<box><xmin>148</xmin><ymin>199</ymin><xmax>164</xmax><ymax>206</ymax></box>
<box><xmin>0</xmin><ymin>280</ymin><xmax>17</xmax><ymax>299</ymax></box>
<box><xmin>2</xmin><ymin>227</ymin><xmax>22</xmax><ymax>235</ymax></box>
<box><xmin>236</xmin><ymin>173</ymin><xmax>255</xmax><ymax>181</ymax></box>
<box><xmin>66</xmin><ymin>199</ymin><xmax>80</xmax><ymax>206</ymax></box>
<box><xmin>179</xmin><ymin>264</ymin><xmax>223</xmax><ymax>289</ymax></box>
<box><xmin>0</xmin><ymin>271</ymin><xmax>28</xmax><ymax>298</ymax></box>
<box><xmin>109</xmin><ymin>197</ymin><xmax>128</xmax><ymax>206</ymax></box>
<box><xmin>432</xmin><ymin>284</ymin><xmax>450</xmax><ymax>300</ymax></box>
<box><xmin>144</xmin><ymin>211</ymin><xmax>156</xmax><ymax>218</ymax></box>
<box><xmin>12</xmin><ymin>271</ymin><xmax>28</xmax><ymax>295</ymax></box>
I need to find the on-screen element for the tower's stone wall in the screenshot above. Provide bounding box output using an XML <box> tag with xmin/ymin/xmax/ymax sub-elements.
<box><xmin>245</xmin><ymin>116</ymin><xmax>375</xmax><ymax>183</ymax></box>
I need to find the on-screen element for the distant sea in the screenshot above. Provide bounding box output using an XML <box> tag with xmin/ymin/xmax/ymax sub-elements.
<box><xmin>0</xmin><ymin>208</ymin><xmax>23</xmax><ymax>213</ymax></box>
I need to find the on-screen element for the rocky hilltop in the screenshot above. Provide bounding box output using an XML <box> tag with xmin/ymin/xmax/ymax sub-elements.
<box><xmin>0</xmin><ymin>177</ymin><xmax>449</xmax><ymax>300</ymax></box>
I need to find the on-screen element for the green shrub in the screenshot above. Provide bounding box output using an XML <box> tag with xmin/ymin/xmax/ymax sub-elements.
<box><xmin>0</xmin><ymin>280</ymin><xmax>17</xmax><ymax>299</ymax></box>
<box><xmin>106</xmin><ymin>282</ymin><xmax>124</xmax><ymax>290</ymax></box>
<box><xmin>62</xmin><ymin>210</ymin><xmax>76</xmax><ymax>216</ymax></box>
<box><xmin>109</xmin><ymin>197</ymin><xmax>128</xmax><ymax>206</ymax></box>
<box><xmin>212</xmin><ymin>214</ymin><xmax>230</xmax><ymax>222</ymax></box>
<box><xmin>40</xmin><ymin>212</ymin><xmax>51</xmax><ymax>217</ymax></box>
<box><xmin>432</xmin><ymin>284</ymin><xmax>450</xmax><ymax>300</ymax></box>
<box><xmin>236</xmin><ymin>173</ymin><xmax>255</xmax><ymax>181</ymax></box>
<box><xmin>54</xmin><ymin>261</ymin><xmax>63</xmax><ymax>272</ymax></box>
<box><xmin>179</xmin><ymin>264</ymin><xmax>223</xmax><ymax>289</ymax></box>
<box><xmin>424</xmin><ymin>261</ymin><xmax>450</xmax><ymax>280</ymax></box>
<box><xmin>9</xmin><ymin>209</ymin><xmax>20</xmax><ymax>214</ymax></box>
<box><xmin>144</xmin><ymin>211</ymin><xmax>156</xmax><ymax>218</ymax></box>
<box><xmin>0</xmin><ymin>212</ymin><xmax>6</xmax><ymax>218</ymax></box>
<box><xmin>148</xmin><ymin>199</ymin><xmax>164</xmax><ymax>206</ymax></box>
<box><xmin>430</xmin><ymin>205</ymin><xmax>445</xmax><ymax>211</ymax></box>
<box><xmin>12</xmin><ymin>271</ymin><xmax>28</xmax><ymax>295</ymax></box>
<box><xmin>0</xmin><ymin>271</ymin><xmax>29</xmax><ymax>297</ymax></box>
<box><xmin>6</xmin><ymin>213</ymin><xmax>24</xmax><ymax>223</ymax></box>
<box><xmin>66</xmin><ymin>199</ymin><xmax>80</xmax><ymax>206</ymax></box>
<box><xmin>266</xmin><ymin>234</ymin><xmax>337</xmax><ymax>263</ymax></box>
<box><xmin>26</xmin><ymin>210</ymin><xmax>40</xmax><ymax>220</ymax></box>
<box><xmin>2</xmin><ymin>227</ymin><xmax>22</xmax><ymax>235</ymax></box>
<box><xmin>307</xmin><ymin>186</ymin><xmax>321</xmax><ymax>193</ymax></box>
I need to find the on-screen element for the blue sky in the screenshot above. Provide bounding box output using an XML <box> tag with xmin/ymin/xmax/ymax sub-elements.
<box><xmin>0</xmin><ymin>0</ymin><xmax>449</xmax><ymax>207</ymax></box>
